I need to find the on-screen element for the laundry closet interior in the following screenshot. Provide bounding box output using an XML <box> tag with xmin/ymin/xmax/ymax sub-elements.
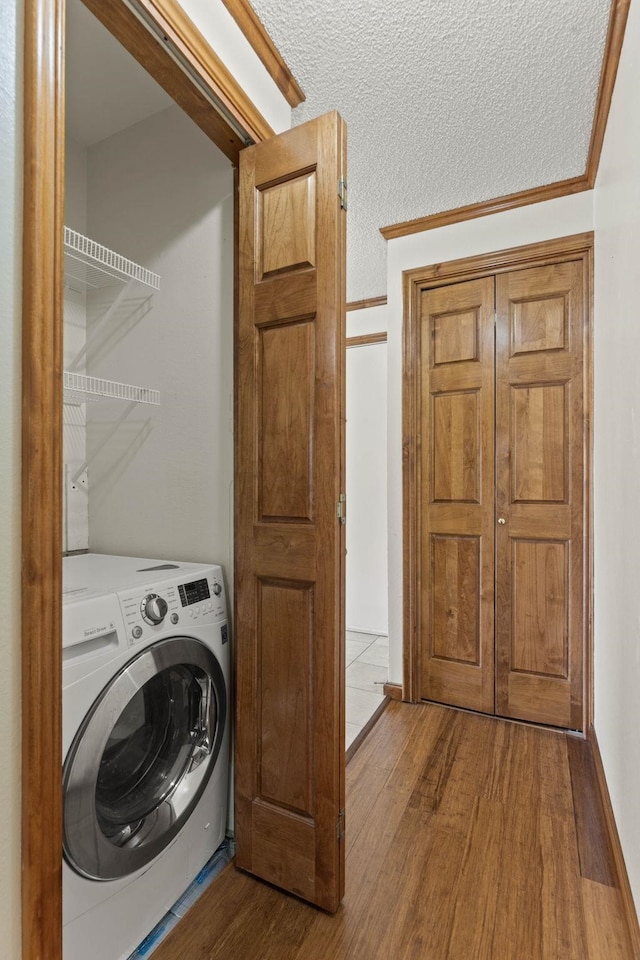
<box><xmin>61</xmin><ymin>3</ymin><xmax>236</xmax><ymax>958</ymax></box>
<box><xmin>63</xmin><ymin>0</ymin><xmax>234</xmax><ymax>569</ymax></box>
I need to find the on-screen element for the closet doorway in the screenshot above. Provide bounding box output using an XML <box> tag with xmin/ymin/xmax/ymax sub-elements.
<box><xmin>345</xmin><ymin>321</ymin><xmax>389</xmax><ymax>748</ymax></box>
<box><xmin>403</xmin><ymin>234</ymin><xmax>593</xmax><ymax>732</ymax></box>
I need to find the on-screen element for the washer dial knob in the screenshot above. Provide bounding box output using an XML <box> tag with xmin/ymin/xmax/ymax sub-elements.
<box><xmin>142</xmin><ymin>594</ymin><xmax>168</xmax><ymax>625</ymax></box>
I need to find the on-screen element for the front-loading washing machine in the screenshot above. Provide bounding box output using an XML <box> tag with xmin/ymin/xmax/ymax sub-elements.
<box><xmin>62</xmin><ymin>554</ymin><xmax>230</xmax><ymax>960</ymax></box>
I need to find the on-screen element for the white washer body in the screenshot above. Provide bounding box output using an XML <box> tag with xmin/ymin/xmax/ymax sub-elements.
<box><xmin>62</xmin><ymin>554</ymin><xmax>230</xmax><ymax>960</ymax></box>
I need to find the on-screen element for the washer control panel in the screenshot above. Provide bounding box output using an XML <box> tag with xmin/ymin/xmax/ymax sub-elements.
<box><xmin>118</xmin><ymin>568</ymin><xmax>226</xmax><ymax>645</ymax></box>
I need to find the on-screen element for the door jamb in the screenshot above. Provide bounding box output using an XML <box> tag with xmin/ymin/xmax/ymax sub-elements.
<box><xmin>401</xmin><ymin>231</ymin><xmax>594</xmax><ymax>735</ymax></box>
<box><xmin>21</xmin><ymin>2</ymin><xmax>269</xmax><ymax>957</ymax></box>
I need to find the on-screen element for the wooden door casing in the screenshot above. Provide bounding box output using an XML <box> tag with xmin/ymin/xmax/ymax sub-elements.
<box><xmin>408</xmin><ymin>236</ymin><xmax>592</xmax><ymax>731</ymax></box>
<box><xmin>495</xmin><ymin>261</ymin><xmax>585</xmax><ymax>728</ymax></box>
<box><xmin>235</xmin><ymin>112</ymin><xmax>346</xmax><ymax>912</ymax></box>
<box><xmin>420</xmin><ymin>277</ymin><xmax>496</xmax><ymax>713</ymax></box>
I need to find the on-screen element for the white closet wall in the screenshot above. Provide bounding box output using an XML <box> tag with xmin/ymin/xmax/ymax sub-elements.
<box><xmin>82</xmin><ymin>105</ymin><xmax>234</xmax><ymax>582</ymax></box>
<box><xmin>63</xmin><ymin>137</ymin><xmax>89</xmax><ymax>552</ymax></box>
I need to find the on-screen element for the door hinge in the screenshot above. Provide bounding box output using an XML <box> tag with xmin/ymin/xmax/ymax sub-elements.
<box><xmin>336</xmin><ymin>492</ymin><xmax>346</xmax><ymax>524</ymax></box>
<box><xmin>337</xmin><ymin>808</ymin><xmax>345</xmax><ymax>841</ymax></box>
<box><xmin>338</xmin><ymin>177</ymin><xmax>347</xmax><ymax>211</ymax></box>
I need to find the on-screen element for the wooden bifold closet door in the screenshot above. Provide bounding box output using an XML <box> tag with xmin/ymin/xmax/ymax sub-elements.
<box><xmin>420</xmin><ymin>259</ymin><xmax>586</xmax><ymax>730</ymax></box>
<box><xmin>235</xmin><ymin>111</ymin><xmax>347</xmax><ymax>912</ymax></box>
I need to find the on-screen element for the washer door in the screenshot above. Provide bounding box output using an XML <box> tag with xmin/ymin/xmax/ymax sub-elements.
<box><xmin>63</xmin><ymin>636</ymin><xmax>226</xmax><ymax>881</ymax></box>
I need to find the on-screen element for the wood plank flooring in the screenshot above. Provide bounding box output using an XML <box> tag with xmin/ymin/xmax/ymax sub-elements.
<box><xmin>152</xmin><ymin>702</ymin><xmax>634</xmax><ymax>960</ymax></box>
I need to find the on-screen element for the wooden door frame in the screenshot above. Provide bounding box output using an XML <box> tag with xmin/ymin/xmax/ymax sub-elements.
<box><xmin>402</xmin><ymin>232</ymin><xmax>594</xmax><ymax>733</ymax></box>
<box><xmin>21</xmin><ymin>2</ymin><xmax>272</xmax><ymax>957</ymax></box>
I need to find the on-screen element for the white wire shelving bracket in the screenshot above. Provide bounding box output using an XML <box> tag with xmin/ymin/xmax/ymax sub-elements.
<box><xmin>64</xmin><ymin>374</ymin><xmax>160</xmax><ymax>485</ymax></box>
<box><xmin>64</xmin><ymin>226</ymin><xmax>161</xmax><ymax>373</ymax></box>
<box><xmin>69</xmin><ymin>399</ymin><xmax>138</xmax><ymax>486</ymax></box>
<box><xmin>62</xmin><ymin>230</ymin><xmax>162</xmax><ymax>481</ymax></box>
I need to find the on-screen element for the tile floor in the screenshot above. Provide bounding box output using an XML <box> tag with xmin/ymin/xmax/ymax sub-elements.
<box><xmin>346</xmin><ymin>630</ymin><xmax>389</xmax><ymax>749</ymax></box>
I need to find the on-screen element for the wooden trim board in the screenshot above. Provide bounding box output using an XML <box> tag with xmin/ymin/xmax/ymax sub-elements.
<box><xmin>383</xmin><ymin>682</ymin><xmax>403</xmax><ymax>702</ymax></box>
<box><xmin>82</xmin><ymin>0</ymin><xmax>274</xmax><ymax>162</ymax></box>
<box><xmin>381</xmin><ymin>176</ymin><xmax>590</xmax><ymax>240</ymax></box>
<box><xmin>221</xmin><ymin>0</ymin><xmax>305</xmax><ymax>107</ymax></box>
<box><xmin>585</xmin><ymin>0</ymin><xmax>631</xmax><ymax>187</ymax></box>
<box><xmin>346</xmin><ymin>296</ymin><xmax>388</xmax><ymax>312</ymax></box>
<box><xmin>380</xmin><ymin>0</ymin><xmax>630</xmax><ymax>240</ymax></box>
<box><xmin>589</xmin><ymin>727</ymin><xmax>640</xmax><ymax>956</ymax></box>
<box><xmin>22</xmin><ymin>2</ymin><xmax>65</xmax><ymax>957</ymax></box>
<box><xmin>346</xmin><ymin>332</ymin><xmax>387</xmax><ymax>348</ymax></box>
<box><xmin>402</xmin><ymin>232</ymin><xmax>594</xmax><ymax>728</ymax></box>
<box><xmin>345</xmin><ymin>698</ymin><xmax>389</xmax><ymax>765</ymax></box>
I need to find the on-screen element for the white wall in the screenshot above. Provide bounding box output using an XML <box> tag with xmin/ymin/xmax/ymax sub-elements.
<box><xmin>346</xmin><ymin>304</ymin><xmax>388</xmax><ymax>635</ymax></box>
<box><xmin>63</xmin><ymin>137</ymin><xmax>89</xmax><ymax>552</ymax></box>
<box><xmin>84</xmin><ymin>105</ymin><xmax>235</xmax><ymax>584</ymax></box>
<box><xmin>64</xmin><ymin>135</ymin><xmax>87</xmax><ymax>232</ymax></box>
<box><xmin>593</xmin><ymin>0</ymin><xmax>640</xmax><ymax>909</ymax></box>
<box><xmin>0</xmin><ymin>0</ymin><xmax>22</xmax><ymax>955</ymax></box>
<box><xmin>385</xmin><ymin>191</ymin><xmax>594</xmax><ymax>684</ymax></box>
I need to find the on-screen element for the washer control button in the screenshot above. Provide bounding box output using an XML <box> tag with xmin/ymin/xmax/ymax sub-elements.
<box><xmin>132</xmin><ymin>625</ymin><xmax>143</xmax><ymax>640</ymax></box>
<box><xmin>213</xmin><ymin>582</ymin><xmax>222</xmax><ymax>597</ymax></box>
<box><xmin>141</xmin><ymin>594</ymin><xmax>168</xmax><ymax>625</ymax></box>
<box><xmin>170</xmin><ymin>612</ymin><xmax>179</xmax><ymax>625</ymax></box>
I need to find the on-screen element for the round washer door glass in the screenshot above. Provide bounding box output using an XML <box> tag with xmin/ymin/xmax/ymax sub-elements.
<box><xmin>63</xmin><ymin>636</ymin><xmax>227</xmax><ymax>881</ymax></box>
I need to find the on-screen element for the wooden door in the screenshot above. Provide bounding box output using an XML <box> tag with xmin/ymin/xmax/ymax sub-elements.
<box><xmin>235</xmin><ymin>112</ymin><xmax>346</xmax><ymax>912</ymax></box>
<box><xmin>420</xmin><ymin>277</ymin><xmax>496</xmax><ymax>713</ymax></box>
<box><xmin>419</xmin><ymin>257</ymin><xmax>587</xmax><ymax>730</ymax></box>
<box><xmin>495</xmin><ymin>261</ymin><xmax>585</xmax><ymax>729</ymax></box>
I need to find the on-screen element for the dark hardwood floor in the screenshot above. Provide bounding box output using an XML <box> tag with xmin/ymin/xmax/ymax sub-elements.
<box><xmin>152</xmin><ymin>701</ymin><xmax>633</xmax><ymax>959</ymax></box>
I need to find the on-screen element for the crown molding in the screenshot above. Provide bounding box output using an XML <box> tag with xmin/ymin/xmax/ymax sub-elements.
<box><xmin>585</xmin><ymin>0</ymin><xmax>630</xmax><ymax>186</ymax></box>
<box><xmin>380</xmin><ymin>176</ymin><xmax>591</xmax><ymax>240</ymax></box>
<box><xmin>221</xmin><ymin>0</ymin><xmax>305</xmax><ymax>108</ymax></box>
<box><xmin>380</xmin><ymin>0</ymin><xmax>630</xmax><ymax>240</ymax></box>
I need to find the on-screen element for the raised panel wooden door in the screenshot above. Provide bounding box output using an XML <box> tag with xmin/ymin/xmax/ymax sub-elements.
<box><xmin>495</xmin><ymin>261</ymin><xmax>585</xmax><ymax>728</ymax></box>
<box><xmin>418</xmin><ymin>257</ymin><xmax>587</xmax><ymax>730</ymax></box>
<box><xmin>419</xmin><ymin>278</ymin><xmax>496</xmax><ymax>713</ymax></box>
<box><xmin>235</xmin><ymin>112</ymin><xmax>346</xmax><ymax>912</ymax></box>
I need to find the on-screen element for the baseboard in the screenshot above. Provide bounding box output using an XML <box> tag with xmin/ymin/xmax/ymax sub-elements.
<box><xmin>589</xmin><ymin>726</ymin><xmax>640</xmax><ymax>956</ymax></box>
<box><xmin>383</xmin><ymin>682</ymin><xmax>403</xmax><ymax>701</ymax></box>
<box><xmin>346</xmin><ymin>697</ymin><xmax>389</xmax><ymax>764</ymax></box>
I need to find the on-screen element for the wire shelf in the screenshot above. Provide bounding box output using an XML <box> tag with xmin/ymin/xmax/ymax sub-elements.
<box><xmin>63</xmin><ymin>372</ymin><xmax>161</xmax><ymax>406</ymax></box>
<box><xmin>64</xmin><ymin>227</ymin><xmax>161</xmax><ymax>293</ymax></box>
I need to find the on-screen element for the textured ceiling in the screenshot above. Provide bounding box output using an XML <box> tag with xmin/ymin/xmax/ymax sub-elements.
<box><xmin>249</xmin><ymin>0</ymin><xmax>611</xmax><ymax>301</ymax></box>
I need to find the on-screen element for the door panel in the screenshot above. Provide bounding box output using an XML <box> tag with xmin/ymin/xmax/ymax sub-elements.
<box><xmin>431</xmin><ymin>535</ymin><xmax>481</xmax><ymax>664</ymax></box>
<box><xmin>259</xmin><ymin>321</ymin><xmax>314</xmax><ymax>521</ymax></box>
<box><xmin>420</xmin><ymin>277</ymin><xmax>495</xmax><ymax>713</ymax></box>
<box><xmin>432</xmin><ymin>391</ymin><xmax>481</xmax><ymax>502</ymax></box>
<box><xmin>511</xmin><ymin>383</ymin><xmax>567</xmax><ymax>502</ymax></box>
<box><xmin>510</xmin><ymin>539</ymin><xmax>568</xmax><ymax>677</ymax></box>
<box><xmin>496</xmin><ymin>261</ymin><xmax>584</xmax><ymax>728</ymax></box>
<box><xmin>236</xmin><ymin>112</ymin><xmax>346</xmax><ymax>911</ymax></box>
